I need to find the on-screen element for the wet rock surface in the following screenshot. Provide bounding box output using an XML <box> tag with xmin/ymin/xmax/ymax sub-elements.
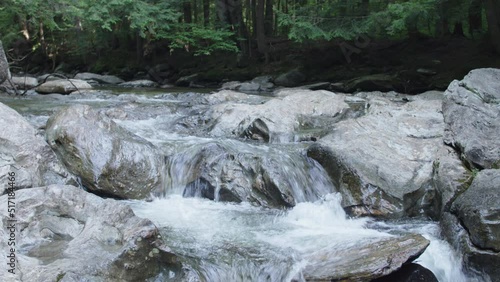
<box><xmin>168</xmin><ymin>142</ymin><xmax>334</xmax><ymax>207</ymax></box>
<box><xmin>45</xmin><ymin>104</ymin><xmax>163</xmax><ymax>199</ymax></box>
<box><xmin>303</xmin><ymin>234</ymin><xmax>430</xmax><ymax>281</ymax></box>
<box><xmin>0</xmin><ymin>185</ymin><xmax>179</xmax><ymax>282</ymax></box>
<box><xmin>308</xmin><ymin>96</ymin><xmax>444</xmax><ymax>218</ymax></box>
<box><xmin>0</xmin><ymin>102</ymin><xmax>75</xmax><ymax>193</ymax></box>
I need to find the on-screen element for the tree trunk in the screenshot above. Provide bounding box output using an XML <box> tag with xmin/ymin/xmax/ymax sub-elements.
<box><xmin>193</xmin><ymin>0</ymin><xmax>198</xmax><ymax>24</ymax></box>
<box><xmin>184</xmin><ymin>1</ymin><xmax>193</xmax><ymax>23</ymax></box>
<box><xmin>203</xmin><ymin>0</ymin><xmax>210</xmax><ymax>26</ymax></box>
<box><xmin>360</xmin><ymin>0</ymin><xmax>369</xmax><ymax>16</ymax></box>
<box><xmin>485</xmin><ymin>0</ymin><xmax>500</xmax><ymax>54</ymax></box>
<box><xmin>216</xmin><ymin>0</ymin><xmax>249</xmax><ymax>55</ymax></box>
<box><xmin>468</xmin><ymin>0</ymin><xmax>483</xmax><ymax>38</ymax></box>
<box><xmin>264</xmin><ymin>0</ymin><xmax>273</xmax><ymax>36</ymax></box>
<box><xmin>256</xmin><ymin>0</ymin><xmax>268</xmax><ymax>63</ymax></box>
<box><xmin>252</xmin><ymin>0</ymin><xmax>257</xmax><ymax>37</ymax></box>
<box><xmin>436</xmin><ymin>1</ymin><xmax>450</xmax><ymax>37</ymax></box>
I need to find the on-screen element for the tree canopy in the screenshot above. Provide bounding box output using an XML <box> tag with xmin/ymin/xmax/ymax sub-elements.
<box><xmin>0</xmin><ymin>0</ymin><xmax>498</xmax><ymax>71</ymax></box>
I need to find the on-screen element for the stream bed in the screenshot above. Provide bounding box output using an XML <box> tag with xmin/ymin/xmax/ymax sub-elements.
<box><xmin>0</xmin><ymin>88</ymin><xmax>474</xmax><ymax>281</ymax></box>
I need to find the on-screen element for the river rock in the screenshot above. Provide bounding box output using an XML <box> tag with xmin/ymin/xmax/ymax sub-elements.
<box><xmin>36</xmin><ymin>79</ymin><xmax>92</xmax><ymax>94</ymax></box>
<box><xmin>0</xmin><ymin>185</ymin><xmax>179</xmax><ymax>282</ymax></box>
<box><xmin>37</xmin><ymin>73</ymin><xmax>65</xmax><ymax>82</ymax></box>
<box><xmin>451</xmin><ymin>169</ymin><xmax>500</xmax><ymax>251</ymax></box>
<box><xmin>0</xmin><ymin>102</ymin><xmax>75</xmax><ymax>193</ymax></box>
<box><xmin>274</xmin><ymin>69</ymin><xmax>306</xmax><ymax>87</ymax></box>
<box><xmin>169</xmin><ymin>142</ymin><xmax>334</xmax><ymax>208</ymax></box>
<box><xmin>343</xmin><ymin>74</ymin><xmax>402</xmax><ymax>93</ymax></box>
<box><xmin>11</xmin><ymin>76</ymin><xmax>38</xmax><ymax>89</ymax></box>
<box><xmin>119</xmin><ymin>79</ymin><xmax>158</xmax><ymax>88</ymax></box>
<box><xmin>308</xmin><ymin>96</ymin><xmax>444</xmax><ymax>218</ymax></box>
<box><xmin>373</xmin><ymin>263</ymin><xmax>438</xmax><ymax>282</ymax></box>
<box><xmin>432</xmin><ymin>146</ymin><xmax>471</xmax><ymax>214</ymax></box>
<box><xmin>175</xmin><ymin>73</ymin><xmax>199</xmax><ymax>87</ymax></box>
<box><xmin>209</xmin><ymin>89</ymin><xmax>350</xmax><ymax>142</ymax></box>
<box><xmin>45</xmin><ymin>104</ymin><xmax>163</xmax><ymax>199</ymax></box>
<box><xmin>303</xmin><ymin>234</ymin><xmax>429</xmax><ymax>281</ymax></box>
<box><xmin>221</xmin><ymin>76</ymin><xmax>274</xmax><ymax>92</ymax></box>
<box><xmin>441</xmin><ymin>169</ymin><xmax>500</xmax><ymax>281</ymax></box>
<box><xmin>443</xmin><ymin>68</ymin><xmax>500</xmax><ymax>169</ymax></box>
<box><xmin>74</xmin><ymin>72</ymin><xmax>125</xmax><ymax>84</ymax></box>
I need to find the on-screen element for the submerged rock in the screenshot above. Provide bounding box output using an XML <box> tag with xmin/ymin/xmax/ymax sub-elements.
<box><xmin>45</xmin><ymin>104</ymin><xmax>163</xmax><ymax>199</ymax></box>
<box><xmin>308</xmin><ymin>97</ymin><xmax>444</xmax><ymax>218</ymax></box>
<box><xmin>303</xmin><ymin>234</ymin><xmax>429</xmax><ymax>281</ymax></box>
<box><xmin>443</xmin><ymin>68</ymin><xmax>500</xmax><ymax>169</ymax></box>
<box><xmin>36</xmin><ymin>79</ymin><xmax>92</xmax><ymax>94</ymax></box>
<box><xmin>0</xmin><ymin>102</ymin><xmax>75</xmax><ymax>193</ymax></box>
<box><xmin>0</xmin><ymin>185</ymin><xmax>179</xmax><ymax>282</ymax></box>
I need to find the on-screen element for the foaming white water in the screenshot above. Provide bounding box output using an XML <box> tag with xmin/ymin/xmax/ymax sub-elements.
<box><xmin>371</xmin><ymin>221</ymin><xmax>472</xmax><ymax>282</ymax></box>
<box><xmin>128</xmin><ymin>193</ymin><xmax>386</xmax><ymax>281</ymax></box>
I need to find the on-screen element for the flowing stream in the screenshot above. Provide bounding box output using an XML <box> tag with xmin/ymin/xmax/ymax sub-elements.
<box><xmin>0</xmin><ymin>89</ymin><xmax>472</xmax><ymax>282</ymax></box>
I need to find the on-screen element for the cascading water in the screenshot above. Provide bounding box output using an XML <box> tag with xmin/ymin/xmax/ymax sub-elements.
<box><xmin>0</xmin><ymin>90</ymin><xmax>473</xmax><ymax>282</ymax></box>
<box><xmin>119</xmin><ymin>112</ymin><xmax>470</xmax><ymax>282</ymax></box>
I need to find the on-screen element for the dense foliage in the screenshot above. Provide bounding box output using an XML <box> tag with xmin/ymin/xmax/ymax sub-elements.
<box><xmin>0</xmin><ymin>0</ymin><xmax>498</xmax><ymax>70</ymax></box>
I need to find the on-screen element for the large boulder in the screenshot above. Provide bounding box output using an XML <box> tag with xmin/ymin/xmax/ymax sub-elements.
<box><xmin>209</xmin><ymin>89</ymin><xmax>351</xmax><ymax>143</ymax></box>
<box><xmin>169</xmin><ymin>142</ymin><xmax>335</xmax><ymax>208</ymax></box>
<box><xmin>74</xmin><ymin>72</ymin><xmax>125</xmax><ymax>84</ymax></box>
<box><xmin>443</xmin><ymin>68</ymin><xmax>500</xmax><ymax>169</ymax></box>
<box><xmin>308</xmin><ymin>96</ymin><xmax>444</xmax><ymax>218</ymax></box>
<box><xmin>45</xmin><ymin>104</ymin><xmax>163</xmax><ymax>199</ymax></box>
<box><xmin>303</xmin><ymin>234</ymin><xmax>430</xmax><ymax>281</ymax></box>
<box><xmin>0</xmin><ymin>102</ymin><xmax>75</xmax><ymax>193</ymax></box>
<box><xmin>0</xmin><ymin>185</ymin><xmax>179</xmax><ymax>282</ymax></box>
<box><xmin>36</xmin><ymin>79</ymin><xmax>92</xmax><ymax>94</ymax></box>
<box><xmin>441</xmin><ymin>170</ymin><xmax>500</xmax><ymax>281</ymax></box>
